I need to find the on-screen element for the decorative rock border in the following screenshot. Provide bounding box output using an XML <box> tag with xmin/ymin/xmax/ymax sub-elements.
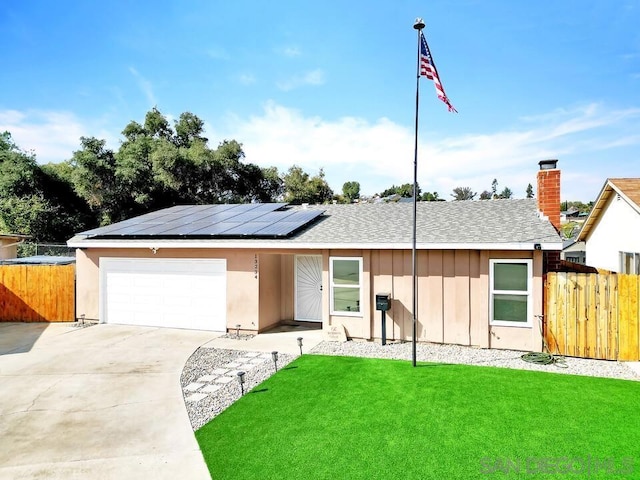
<box><xmin>181</xmin><ymin>340</ymin><xmax>639</xmax><ymax>430</ymax></box>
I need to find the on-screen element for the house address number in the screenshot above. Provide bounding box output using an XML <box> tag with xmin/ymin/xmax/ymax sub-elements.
<box><xmin>254</xmin><ymin>254</ymin><xmax>258</xmax><ymax>279</ymax></box>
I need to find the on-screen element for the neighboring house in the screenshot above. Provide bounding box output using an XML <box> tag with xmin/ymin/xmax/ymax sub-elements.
<box><xmin>68</xmin><ymin>162</ymin><xmax>562</xmax><ymax>353</ymax></box>
<box><xmin>0</xmin><ymin>234</ymin><xmax>29</xmax><ymax>260</ymax></box>
<box><xmin>561</xmin><ymin>239</ymin><xmax>586</xmax><ymax>265</ymax></box>
<box><xmin>577</xmin><ymin>178</ymin><xmax>640</xmax><ymax>273</ymax></box>
<box><xmin>0</xmin><ymin>255</ymin><xmax>76</xmax><ymax>265</ymax></box>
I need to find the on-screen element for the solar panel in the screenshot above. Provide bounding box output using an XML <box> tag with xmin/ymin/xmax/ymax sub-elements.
<box><xmin>80</xmin><ymin>204</ymin><xmax>323</xmax><ymax>239</ymax></box>
<box><xmin>190</xmin><ymin>222</ymin><xmax>243</xmax><ymax>235</ymax></box>
<box><xmin>255</xmin><ymin>210</ymin><xmax>324</xmax><ymax>236</ymax></box>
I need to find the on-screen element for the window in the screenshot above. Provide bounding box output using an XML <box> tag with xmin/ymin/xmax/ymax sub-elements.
<box><xmin>619</xmin><ymin>252</ymin><xmax>640</xmax><ymax>274</ymax></box>
<box><xmin>489</xmin><ymin>259</ymin><xmax>532</xmax><ymax>327</ymax></box>
<box><xmin>330</xmin><ymin>257</ymin><xmax>362</xmax><ymax>316</ymax></box>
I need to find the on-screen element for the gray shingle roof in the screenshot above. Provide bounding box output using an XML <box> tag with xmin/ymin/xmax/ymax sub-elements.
<box><xmin>287</xmin><ymin>199</ymin><xmax>560</xmax><ymax>245</ymax></box>
<box><xmin>69</xmin><ymin>199</ymin><xmax>561</xmax><ymax>249</ymax></box>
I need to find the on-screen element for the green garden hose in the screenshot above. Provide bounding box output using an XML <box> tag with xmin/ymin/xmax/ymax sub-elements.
<box><xmin>521</xmin><ymin>352</ymin><xmax>568</xmax><ymax>368</ymax></box>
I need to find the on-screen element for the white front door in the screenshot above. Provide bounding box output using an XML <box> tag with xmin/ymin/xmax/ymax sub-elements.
<box><xmin>295</xmin><ymin>255</ymin><xmax>323</xmax><ymax>322</ymax></box>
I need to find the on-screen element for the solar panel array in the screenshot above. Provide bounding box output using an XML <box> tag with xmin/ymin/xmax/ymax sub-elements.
<box><xmin>80</xmin><ymin>204</ymin><xmax>325</xmax><ymax>239</ymax></box>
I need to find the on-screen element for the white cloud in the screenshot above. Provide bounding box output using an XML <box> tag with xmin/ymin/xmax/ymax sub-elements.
<box><xmin>238</xmin><ymin>73</ymin><xmax>256</xmax><ymax>85</ymax></box>
<box><xmin>281</xmin><ymin>46</ymin><xmax>301</xmax><ymax>57</ymax></box>
<box><xmin>216</xmin><ymin>101</ymin><xmax>640</xmax><ymax>201</ymax></box>
<box><xmin>206</xmin><ymin>46</ymin><xmax>229</xmax><ymax>60</ymax></box>
<box><xmin>276</xmin><ymin>69</ymin><xmax>326</xmax><ymax>91</ymax></box>
<box><xmin>129</xmin><ymin>67</ymin><xmax>157</xmax><ymax>106</ymax></box>
<box><xmin>0</xmin><ymin>109</ymin><xmax>116</xmax><ymax>163</ymax></box>
<box><xmin>3</xmin><ymin>102</ymin><xmax>638</xmax><ymax>203</ymax></box>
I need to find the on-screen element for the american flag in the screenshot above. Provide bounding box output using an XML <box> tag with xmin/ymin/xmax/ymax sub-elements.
<box><xmin>420</xmin><ymin>32</ymin><xmax>457</xmax><ymax>113</ymax></box>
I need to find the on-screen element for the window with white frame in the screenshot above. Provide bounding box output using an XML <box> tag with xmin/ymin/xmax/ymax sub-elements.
<box><xmin>619</xmin><ymin>252</ymin><xmax>640</xmax><ymax>274</ymax></box>
<box><xmin>329</xmin><ymin>257</ymin><xmax>362</xmax><ymax>316</ymax></box>
<box><xmin>489</xmin><ymin>259</ymin><xmax>532</xmax><ymax>327</ymax></box>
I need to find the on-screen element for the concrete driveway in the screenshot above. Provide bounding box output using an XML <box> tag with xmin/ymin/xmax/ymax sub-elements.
<box><xmin>0</xmin><ymin>322</ymin><xmax>221</xmax><ymax>480</ymax></box>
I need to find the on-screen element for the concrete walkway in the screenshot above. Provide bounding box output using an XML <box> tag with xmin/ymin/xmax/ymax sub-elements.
<box><xmin>202</xmin><ymin>323</ymin><xmax>324</xmax><ymax>354</ymax></box>
<box><xmin>0</xmin><ymin>323</ymin><xmax>222</xmax><ymax>480</ymax></box>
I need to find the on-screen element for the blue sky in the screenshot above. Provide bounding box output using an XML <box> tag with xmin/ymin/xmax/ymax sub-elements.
<box><xmin>1</xmin><ymin>1</ymin><xmax>639</xmax><ymax>201</ymax></box>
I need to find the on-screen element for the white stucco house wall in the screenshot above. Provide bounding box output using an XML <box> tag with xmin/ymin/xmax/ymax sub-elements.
<box><xmin>577</xmin><ymin>178</ymin><xmax>640</xmax><ymax>273</ymax></box>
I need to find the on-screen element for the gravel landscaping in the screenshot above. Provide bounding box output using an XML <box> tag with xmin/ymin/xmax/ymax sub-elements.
<box><xmin>181</xmin><ymin>347</ymin><xmax>295</xmax><ymax>430</ymax></box>
<box><xmin>182</xmin><ymin>340</ymin><xmax>640</xmax><ymax>430</ymax></box>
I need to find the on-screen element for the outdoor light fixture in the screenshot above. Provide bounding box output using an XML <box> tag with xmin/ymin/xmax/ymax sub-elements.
<box><xmin>235</xmin><ymin>324</ymin><xmax>241</xmax><ymax>338</ymax></box>
<box><xmin>297</xmin><ymin>337</ymin><xmax>303</xmax><ymax>355</ymax></box>
<box><xmin>271</xmin><ymin>351</ymin><xmax>279</xmax><ymax>371</ymax></box>
<box><xmin>237</xmin><ymin>371</ymin><xmax>246</xmax><ymax>395</ymax></box>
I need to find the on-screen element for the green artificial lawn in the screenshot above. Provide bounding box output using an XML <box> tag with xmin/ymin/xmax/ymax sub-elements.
<box><xmin>196</xmin><ymin>355</ymin><xmax>640</xmax><ymax>479</ymax></box>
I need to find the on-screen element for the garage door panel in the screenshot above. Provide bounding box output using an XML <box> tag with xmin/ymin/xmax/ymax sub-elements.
<box><xmin>101</xmin><ymin>258</ymin><xmax>226</xmax><ymax>331</ymax></box>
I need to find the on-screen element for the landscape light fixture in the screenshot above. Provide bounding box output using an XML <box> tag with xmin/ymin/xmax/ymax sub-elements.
<box><xmin>271</xmin><ymin>351</ymin><xmax>279</xmax><ymax>372</ymax></box>
<box><xmin>297</xmin><ymin>337</ymin><xmax>303</xmax><ymax>355</ymax></box>
<box><xmin>237</xmin><ymin>371</ymin><xmax>246</xmax><ymax>395</ymax></box>
<box><xmin>235</xmin><ymin>324</ymin><xmax>241</xmax><ymax>338</ymax></box>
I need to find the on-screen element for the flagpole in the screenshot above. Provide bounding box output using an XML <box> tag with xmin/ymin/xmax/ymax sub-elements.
<box><xmin>411</xmin><ymin>18</ymin><xmax>425</xmax><ymax>367</ymax></box>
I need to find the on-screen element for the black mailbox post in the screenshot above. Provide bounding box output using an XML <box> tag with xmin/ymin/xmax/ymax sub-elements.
<box><xmin>375</xmin><ymin>293</ymin><xmax>391</xmax><ymax>345</ymax></box>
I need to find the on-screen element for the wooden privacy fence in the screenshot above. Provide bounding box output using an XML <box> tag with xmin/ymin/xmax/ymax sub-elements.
<box><xmin>545</xmin><ymin>272</ymin><xmax>640</xmax><ymax>361</ymax></box>
<box><xmin>0</xmin><ymin>265</ymin><xmax>75</xmax><ymax>322</ymax></box>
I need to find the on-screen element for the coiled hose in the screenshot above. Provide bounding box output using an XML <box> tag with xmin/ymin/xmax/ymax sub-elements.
<box><xmin>521</xmin><ymin>351</ymin><xmax>567</xmax><ymax>368</ymax></box>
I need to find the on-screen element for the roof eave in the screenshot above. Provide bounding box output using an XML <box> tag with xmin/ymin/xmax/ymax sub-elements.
<box><xmin>67</xmin><ymin>238</ymin><xmax>562</xmax><ymax>251</ymax></box>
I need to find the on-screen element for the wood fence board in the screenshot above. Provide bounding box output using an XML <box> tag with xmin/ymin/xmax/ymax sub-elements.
<box><xmin>555</xmin><ymin>273</ymin><xmax>567</xmax><ymax>355</ymax></box>
<box><xmin>607</xmin><ymin>275</ymin><xmax>619</xmax><ymax>360</ymax></box>
<box><xmin>565</xmin><ymin>274</ymin><xmax>578</xmax><ymax>356</ymax></box>
<box><xmin>0</xmin><ymin>265</ymin><xmax>75</xmax><ymax>322</ymax></box>
<box><xmin>586</xmin><ymin>275</ymin><xmax>597</xmax><ymax>359</ymax></box>
<box><xmin>545</xmin><ymin>274</ymin><xmax>558</xmax><ymax>354</ymax></box>
<box><xmin>595</xmin><ymin>275</ymin><xmax>609</xmax><ymax>359</ymax></box>
<box><xmin>575</xmin><ymin>274</ymin><xmax>588</xmax><ymax>357</ymax></box>
<box><xmin>618</xmin><ymin>275</ymin><xmax>639</xmax><ymax>361</ymax></box>
<box><xmin>544</xmin><ymin>272</ymin><xmax>639</xmax><ymax>361</ymax></box>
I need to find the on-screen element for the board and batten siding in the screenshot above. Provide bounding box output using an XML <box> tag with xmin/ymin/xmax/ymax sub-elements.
<box><xmin>365</xmin><ymin>249</ymin><xmax>543</xmax><ymax>351</ymax></box>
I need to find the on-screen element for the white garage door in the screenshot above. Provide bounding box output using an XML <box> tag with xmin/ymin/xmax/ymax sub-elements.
<box><xmin>100</xmin><ymin>258</ymin><xmax>227</xmax><ymax>331</ymax></box>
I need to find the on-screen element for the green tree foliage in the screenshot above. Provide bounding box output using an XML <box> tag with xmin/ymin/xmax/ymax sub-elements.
<box><xmin>283</xmin><ymin>165</ymin><xmax>333</xmax><ymax>204</ymax></box>
<box><xmin>451</xmin><ymin>186</ymin><xmax>477</xmax><ymax>200</ymax></box>
<box><xmin>526</xmin><ymin>183</ymin><xmax>534</xmax><ymax>199</ymax></box>
<box><xmin>380</xmin><ymin>183</ymin><xmax>420</xmax><ymax>198</ymax></box>
<box><xmin>421</xmin><ymin>191</ymin><xmax>443</xmax><ymax>201</ymax></box>
<box><xmin>562</xmin><ymin>200</ymin><xmax>592</xmax><ymax>214</ymax></box>
<box><xmin>499</xmin><ymin>187</ymin><xmax>513</xmax><ymax>199</ymax></box>
<box><xmin>1</xmin><ymin>108</ymin><xmax>290</xmax><ymax>240</ymax></box>
<box><xmin>0</xmin><ymin>132</ymin><xmax>92</xmax><ymax>241</ymax></box>
<box><xmin>491</xmin><ymin>178</ymin><xmax>498</xmax><ymax>198</ymax></box>
<box><xmin>481</xmin><ymin>178</ymin><xmax>514</xmax><ymax>199</ymax></box>
<box><xmin>69</xmin><ymin>109</ymin><xmax>284</xmax><ymax>224</ymax></box>
<box><xmin>342</xmin><ymin>181</ymin><xmax>360</xmax><ymax>203</ymax></box>
<box><xmin>68</xmin><ymin>136</ymin><xmax>120</xmax><ymax>224</ymax></box>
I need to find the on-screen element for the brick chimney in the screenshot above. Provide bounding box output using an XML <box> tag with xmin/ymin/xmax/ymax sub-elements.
<box><xmin>537</xmin><ymin>159</ymin><xmax>560</xmax><ymax>232</ymax></box>
<box><xmin>537</xmin><ymin>159</ymin><xmax>561</xmax><ymax>272</ymax></box>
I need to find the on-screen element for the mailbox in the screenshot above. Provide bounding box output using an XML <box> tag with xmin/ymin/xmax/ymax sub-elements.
<box><xmin>375</xmin><ymin>293</ymin><xmax>391</xmax><ymax>311</ymax></box>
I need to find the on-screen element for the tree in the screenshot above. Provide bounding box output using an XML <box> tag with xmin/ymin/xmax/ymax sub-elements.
<box><xmin>479</xmin><ymin>190</ymin><xmax>492</xmax><ymax>200</ymax></box>
<box><xmin>283</xmin><ymin>165</ymin><xmax>333</xmax><ymax>204</ymax></box>
<box><xmin>143</xmin><ymin>107</ymin><xmax>172</xmax><ymax>140</ymax></box>
<box><xmin>69</xmin><ymin>109</ymin><xmax>284</xmax><ymax>217</ymax></box>
<box><xmin>421</xmin><ymin>191</ymin><xmax>443</xmax><ymax>201</ymax></box>
<box><xmin>526</xmin><ymin>183</ymin><xmax>534</xmax><ymax>199</ymax></box>
<box><xmin>0</xmin><ymin>132</ymin><xmax>92</xmax><ymax>241</ymax></box>
<box><xmin>342</xmin><ymin>181</ymin><xmax>360</xmax><ymax>203</ymax></box>
<box><xmin>69</xmin><ymin>136</ymin><xmax>121</xmax><ymax>224</ymax></box>
<box><xmin>491</xmin><ymin>179</ymin><xmax>498</xmax><ymax>199</ymax></box>
<box><xmin>380</xmin><ymin>183</ymin><xmax>420</xmax><ymax>198</ymax></box>
<box><xmin>173</xmin><ymin>112</ymin><xmax>207</xmax><ymax>148</ymax></box>
<box><xmin>499</xmin><ymin>187</ymin><xmax>513</xmax><ymax>199</ymax></box>
<box><xmin>451</xmin><ymin>187</ymin><xmax>476</xmax><ymax>200</ymax></box>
